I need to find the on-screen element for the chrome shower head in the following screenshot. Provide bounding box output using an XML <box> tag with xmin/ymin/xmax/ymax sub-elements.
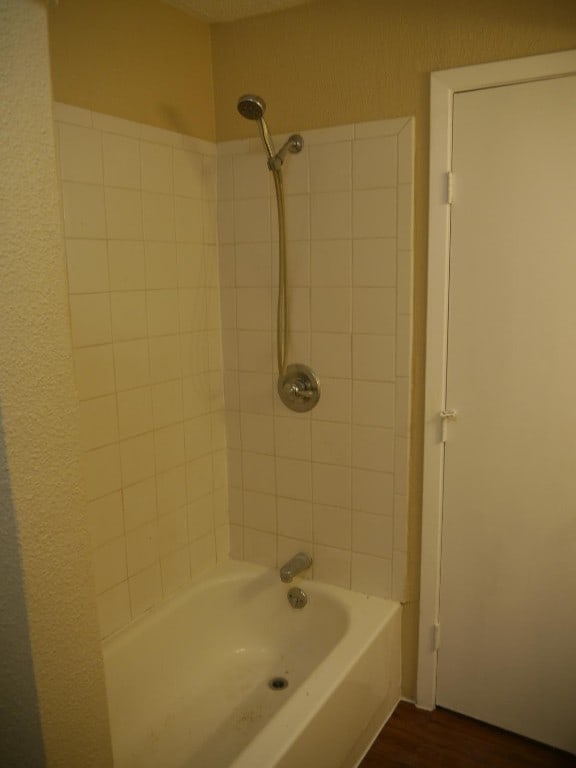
<box><xmin>237</xmin><ymin>93</ymin><xmax>303</xmax><ymax>171</ymax></box>
<box><xmin>237</xmin><ymin>93</ymin><xmax>275</xmax><ymax>163</ymax></box>
<box><xmin>237</xmin><ymin>94</ymin><xmax>266</xmax><ymax>121</ymax></box>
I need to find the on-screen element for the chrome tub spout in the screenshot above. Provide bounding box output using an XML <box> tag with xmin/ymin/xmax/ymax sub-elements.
<box><xmin>280</xmin><ymin>552</ymin><xmax>312</xmax><ymax>583</ymax></box>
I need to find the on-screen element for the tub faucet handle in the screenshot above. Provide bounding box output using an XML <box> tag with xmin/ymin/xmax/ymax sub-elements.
<box><xmin>279</xmin><ymin>552</ymin><xmax>312</xmax><ymax>583</ymax></box>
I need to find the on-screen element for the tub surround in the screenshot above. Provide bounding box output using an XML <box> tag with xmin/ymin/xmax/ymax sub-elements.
<box><xmin>219</xmin><ymin>117</ymin><xmax>414</xmax><ymax>602</ymax></box>
<box><xmin>54</xmin><ymin>103</ymin><xmax>228</xmax><ymax>639</ymax></box>
<box><xmin>54</xmin><ymin>104</ymin><xmax>413</xmax><ymax>639</ymax></box>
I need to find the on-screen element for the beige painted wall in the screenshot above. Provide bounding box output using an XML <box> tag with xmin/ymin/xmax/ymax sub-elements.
<box><xmin>48</xmin><ymin>0</ymin><xmax>215</xmax><ymax>141</ymax></box>
<box><xmin>211</xmin><ymin>0</ymin><xmax>576</xmax><ymax>697</ymax></box>
<box><xmin>1</xmin><ymin>2</ymin><xmax>112</xmax><ymax>765</ymax></box>
<box><xmin>212</xmin><ymin>0</ymin><xmax>576</xmax><ymax>138</ymax></box>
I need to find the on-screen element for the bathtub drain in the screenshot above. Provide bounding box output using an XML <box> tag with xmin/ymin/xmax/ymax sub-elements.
<box><xmin>268</xmin><ymin>676</ymin><xmax>289</xmax><ymax>691</ymax></box>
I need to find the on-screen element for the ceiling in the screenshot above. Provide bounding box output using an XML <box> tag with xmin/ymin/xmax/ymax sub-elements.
<box><xmin>163</xmin><ymin>0</ymin><xmax>317</xmax><ymax>23</ymax></box>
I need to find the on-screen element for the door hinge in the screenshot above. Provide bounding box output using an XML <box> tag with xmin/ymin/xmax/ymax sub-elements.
<box><xmin>446</xmin><ymin>171</ymin><xmax>454</xmax><ymax>205</ymax></box>
<box><xmin>433</xmin><ymin>622</ymin><xmax>441</xmax><ymax>652</ymax></box>
<box><xmin>440</xmin><ymin>409</ymin><xmax>457</xmax><ymax>442</ymax></box>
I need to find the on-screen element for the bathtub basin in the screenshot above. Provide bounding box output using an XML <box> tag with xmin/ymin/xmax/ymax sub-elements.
<box><xmin>103</xmin><ymin>560</ymin><xmax>401</xmax><ymax>768</ymax></box>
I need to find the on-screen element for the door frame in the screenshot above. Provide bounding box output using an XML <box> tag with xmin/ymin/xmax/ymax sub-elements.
<box><xmin>417</xmin><ymin>48</ymin><xmax>576</xmax><ymax>710</ymax></box>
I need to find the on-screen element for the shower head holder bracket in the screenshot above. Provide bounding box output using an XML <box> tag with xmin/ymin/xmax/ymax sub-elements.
<box><xmin>267</xmin><ymin>134</ymin><xmax>304</xmax><ymax>171</ymax></box>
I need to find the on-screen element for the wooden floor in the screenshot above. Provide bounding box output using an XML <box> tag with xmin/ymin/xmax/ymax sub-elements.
<box><xmin>360</xmin><ymin>701</ymin><xmax>576</xmax><ymax>767</ymax></box>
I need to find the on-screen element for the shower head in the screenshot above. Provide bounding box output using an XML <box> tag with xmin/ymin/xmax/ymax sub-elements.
<box><xmin>237</xmin><ymin>94</ymin><xmax>266</xmax><ymax>121</ymax></box>
<box><xmin>237</xmin><ymin>93</ymin><xmax>275</xmax><ymax>163</ymax></box>
<box><xmin>237</xmin><ymin>93</ymin><xmax>303</xmax><ymax>171</ymax></box>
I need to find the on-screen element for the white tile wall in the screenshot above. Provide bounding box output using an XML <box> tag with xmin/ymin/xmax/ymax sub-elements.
<box><xmin>54</xmin><ymin>103</ymin><xmax>227</xmax><ymax>639</ymax></box>
<box><xmin>219</xmin><ymin>117</ymin><xmax>414</xmax><ymax>601</ymax></box>
<box><xmin>55</xmin><ymin>101</ymin><xmax>414</xmax><ymax>624</ymax></box>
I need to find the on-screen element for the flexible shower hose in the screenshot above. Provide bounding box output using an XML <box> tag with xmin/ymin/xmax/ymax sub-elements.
<box><xmin>272</xmin><ymin>166</ymin><xmax>288</xmax><ymax>376</ymax></box>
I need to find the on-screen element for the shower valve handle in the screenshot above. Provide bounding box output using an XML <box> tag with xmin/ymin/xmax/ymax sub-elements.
<box><xmin>287</xmin><ymin>378</ymin><xmax>314</xmax><ymax>400</ymax></box>
<box><xmin>278</xmin><ymin>364</ymin><xmax>321</xmax><ymax>413</ymax></box>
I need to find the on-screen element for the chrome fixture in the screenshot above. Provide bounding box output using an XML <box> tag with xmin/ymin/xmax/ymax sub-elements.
<box><xmin>271</xmin><ymin>133</ymin><xmax>304</xmax><ymax>171</ymax></box>
<box><xmin>237</xmin><ymin>94</ymin><xmax>320</xmax><ymax>414</ymax></box>
<box><xmin>236</xmin><ymin>93</ymin><xmax>303</xmax><ymax>376</ymax></box>
<box><xmin>278</xmin><ymin>363</ymin><xmax>320</xmax><ymax>413</ymax></box>
<box><xmin>237</xmin><ymin>94</ymin><xmax>303</xmax><ymax>172</ymax></box>
<box><xmin>279</xmin><ymin>551</ymin><xmax>312</xmax><ymax>583</ymax></box>
<box><xmin>287</xmin><ymin>586</ymin><xmax>308</xmax><ymax>609</ymax></box>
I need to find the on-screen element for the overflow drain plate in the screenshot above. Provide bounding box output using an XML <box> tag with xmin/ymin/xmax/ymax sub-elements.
<box><xmin>268</xmin><ymin>676</ymin><xmax>289</xmax><ymax>691</ymax></box>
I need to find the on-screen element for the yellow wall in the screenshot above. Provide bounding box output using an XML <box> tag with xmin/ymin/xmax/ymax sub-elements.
<box><xmin>212</xmin><ymin>0</ymin><xmax>576</xmax><ymax>140</ymax></box>
<box><xmin>1</xmin><ymin>1</ymin><xmax>112</xmax><ymax>764</ymax></box>
<box><xmin>48</xmin><ymin>0</ymin><xmax>215</xmax><ymax>141</ymax></box>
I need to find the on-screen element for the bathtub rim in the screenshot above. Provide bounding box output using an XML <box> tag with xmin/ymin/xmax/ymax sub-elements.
<box><xmin>102</xmin><ymin>558</ymin><xmax>397</xmax><ymax>656</ymax></box>
<box><xmin>102</xmin><ymin>558</ymin><xmax>401</xmax><ymax>768</ymax></box>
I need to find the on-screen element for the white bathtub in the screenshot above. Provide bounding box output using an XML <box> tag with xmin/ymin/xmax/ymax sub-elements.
<box><xmin>103</xmin><ymin>560</ymin><xmax>401</xmax><ymax>768</ymax></box>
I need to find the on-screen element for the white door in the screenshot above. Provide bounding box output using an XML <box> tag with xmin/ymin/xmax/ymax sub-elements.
<box><xmin>437</xmin><ymin>74</ymin><xmax>576</xmax><ymax>753</ymax></box>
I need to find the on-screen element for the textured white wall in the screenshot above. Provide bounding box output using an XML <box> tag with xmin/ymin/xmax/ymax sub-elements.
<box><xmin>0</xmin><ymin>2</ymin><xmax>112</xmax><ymax>765</ymax></box>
